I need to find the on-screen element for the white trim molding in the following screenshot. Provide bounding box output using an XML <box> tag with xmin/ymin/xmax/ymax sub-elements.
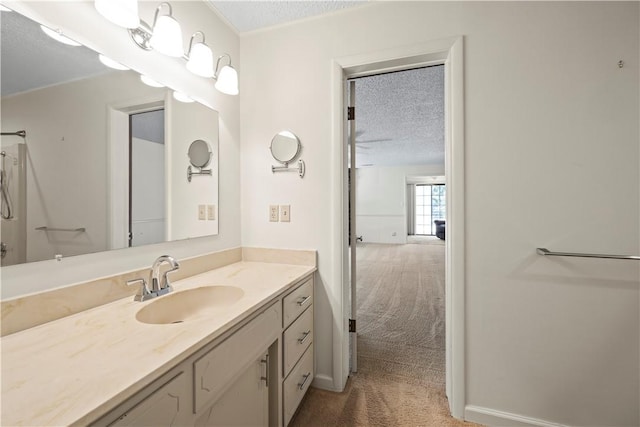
<box><xmin>465</xmin><ymin>406</ymin><xmax>569</xmax><ymax>427</ymax></box>
<box><xmin>330</xmin><ymin>35</ymin><xmax>466</xmax><ymax>418</ymax></box>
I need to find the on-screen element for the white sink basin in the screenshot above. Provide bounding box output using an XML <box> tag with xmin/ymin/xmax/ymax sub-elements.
<box><xmin>136</xmin><ymin>285</ymin><xmax>245</xmax><ymax>325</ymax></box>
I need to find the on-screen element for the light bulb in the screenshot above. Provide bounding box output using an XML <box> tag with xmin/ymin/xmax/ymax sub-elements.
<box><xmin>98</xmin><ymin>54</ymin><xmax>129</xmax><ymax>71</ymax></box>
<box><xmin>186</xmin><ymin>42</ymin><xmax>214</xmax><ymax>78</ymax></box>
<box><xmin>150</xmin><ymin>15</ymin><xmax>183</xmax><ymax>57</ymax></box>
<box><xmin>173</xmin><ymin>91</ymin><xmax>194</xmax><ymax>103</ymax></box>
<box><xmin>140</xmin><ymin>75</ymin><xmax>165</xmax><ymax>88</ymax></box>
<box><xmin>215</xmin><ymin>65</ymin><xmax>239</xmax><ymax>95</ymax></box>
<box><xmin>94</xmin><ymin>0</ymin><xmax>139</xmax><ymax>29</ymax></box>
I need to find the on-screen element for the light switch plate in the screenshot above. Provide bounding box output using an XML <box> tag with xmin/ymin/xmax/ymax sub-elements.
<box><xmin>269</xmin><ymin>205</ymin><xmax>279</xmax><ymax>222</ymax></box>
<box><xmin>198</xmin><ymin>205</ymin><xmax>206</xmax><ymax>220</ymax></box>
<box><xmin>280</xmin><ymin>205</ymin><xmax>290</xmax><ymax>222</ymax></box>
<box><xmin>207</xmin><ymin>204</ymin><xmax>216</xmax><ymax>220</ymax></box>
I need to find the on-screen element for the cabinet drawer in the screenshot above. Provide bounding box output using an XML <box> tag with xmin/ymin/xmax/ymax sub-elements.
<box><xmin>108</xmin><ymin>372</ymin><xmax>188</xmax><ymax>427</ymax></box>
<box><xmin>193</xmin><ymin>301</ymin><xmax>280</xmax><ymax>414</ymax></box>
<box><xmin>283</xmin><ymin>305</ymin><xmax>313</xmax><ymax>377</ymax></box>
<box><xmin>282</xmin><ymin>277</ymin><xmax>313</xmax><ymax>328</ymax></box>
<box><xmin>283</xmin><ymin>343</ymin><xmax>314</xmax><ymax>426</ymax></box>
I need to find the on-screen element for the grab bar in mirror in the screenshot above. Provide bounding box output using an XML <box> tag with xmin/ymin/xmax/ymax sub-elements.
<box><xmin>36</xmin><ymin>226</ymin><xmax>86</xmax><ymax>232</ymax></box>
<box><xmin>536</xmin><ymin>247</ymin><xmax>640</xmax><ymax>260</ymax></box>
<box><xmin>1</xmin><ymin>130</ymin><xmax>26</xmax><ymax>138</ymax></box>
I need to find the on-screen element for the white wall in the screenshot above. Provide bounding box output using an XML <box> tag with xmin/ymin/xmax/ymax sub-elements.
<box><xmin>240</xmin><ymin>2</ymin><xmax>639</xmax><ymax>426</ymax></box>
<box><xmin>167</xmin><ymin>96</ymin><xmax>219</xmax><ymax>240</ymax></box>
<box><xmin>356</xmin><ymin>164</ymin><xmax>443</xmax><ymax>244</ymax></box>
<box><xmin>2</xmin><ymin>0</ymin><xmax>240</xmax><ymax>297</ymax></box>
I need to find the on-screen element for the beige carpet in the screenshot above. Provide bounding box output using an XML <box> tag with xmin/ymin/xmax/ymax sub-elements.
<box><xmin>290</xmin><ymin>243</ymin><xmax>480</xmax><ymax>427</ymax></box>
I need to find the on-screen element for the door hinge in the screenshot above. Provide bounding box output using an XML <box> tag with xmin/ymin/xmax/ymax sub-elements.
<box><xmin>349</xmin><ymin>318</ymin><xmax>356</xmax><ymax>333</ymax></box>
<box><xmin>347</xmin><ymin>106</ymin><xmax>355</xmax><ymax>121</ymax></box>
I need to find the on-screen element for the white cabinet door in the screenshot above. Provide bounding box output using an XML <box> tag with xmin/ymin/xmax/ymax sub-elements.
<box><xmin>109</xmin><ymin>373</ymin><xmax>189</xmax><ymax>427</ymax></box>
<box><xmin>196</xmin><ymin>352</ymin><xmax>269</xmax><ymax>427</ymax></box>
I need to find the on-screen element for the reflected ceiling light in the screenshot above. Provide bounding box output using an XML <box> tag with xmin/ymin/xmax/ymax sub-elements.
<box><xmin>94</xmin><ymin>0</ymin><xmax>139</xmax><ymax>29</ymax></box>
<box><xmin>173</xmin><ymin>91</ymin><xmax>194</xmax><ymax>103</ymax></box>
<box><xmin>98</xmin><ymin>54</ymin><xmax>129</xmax><ymax>70</ymax></box>
<box><xmin>149</xmin><ymin>3</ymin><xmax>183</xmax><ymax>57</ymax></box>
<box><xmin>40</xmin><ymin>25</ymin><xmax>81</xmax><ymax>46</ymax></box>
<box><xmin>186</xmin><ymin>32</ymin><xmax>214</xmax><ymax>78</ymax></box>
<box><xmin>214</xmin><ymin>54</ymin><xmax>239</xmax><ymax>96</ymax></box>
<box><xmin>140</xmin><ymin>75</ymin><xmax>165</xmax><ymax>88</ymax></box>
<box><xmin>0</xmin><ymin>5</ymin><xmax>11</xmax><ymax>12</ymax></box>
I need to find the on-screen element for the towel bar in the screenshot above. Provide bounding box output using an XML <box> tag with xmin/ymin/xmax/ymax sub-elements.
<box><xmin>536</xmin><ymin>248</ymin><xmax>640</xmax><ymax>261</ymax></box>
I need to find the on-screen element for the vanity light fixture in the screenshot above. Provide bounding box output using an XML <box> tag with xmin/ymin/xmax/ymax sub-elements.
<box><xmin>94</xmin><ymin>0</ymin><xmax>139</xmax><ymax>29</ymax></box>
<box><xmin>95</xmin><ymin>1</ymin><xmax>239</xmax><ymax>95</ymax></box>
<box><xmin>173</xmin><ymin>91</ymin><xmax>194</xmax><ymax>103</ymax></box>
<box><xmin>186</xmin><ymin>32</ymin><xmax>214</xmax><ymax>78</ymax></box>
<box><xmin>214</xmin><ymin>54</ymin><xmax>239</xmax><ymax>96</ymax></box>
<box><xmin>140</xmin><ymin>75</ymin><xmax>165</xmax><ymax>88</ymax></box>
<box><xmin>40</xmin><ymin>25</ymin><xmax>81</xmax><ymax>47</ymax></box>
<box><xmin>149</xmin><ymin>3</ymin><xmax>183</xmax><ymax>57</ymax></box>
<box><xmin>98</xmin><ymin>54</ymin><xmax>130</xmax><ymax>70</ymax></box>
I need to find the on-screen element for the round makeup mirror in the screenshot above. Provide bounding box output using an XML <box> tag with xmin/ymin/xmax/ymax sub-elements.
<box><xmin>188</xmin><ymin>139</ymin><xmax>212</xmax><ymax>168</ymax></box>
<box><xmin>270</xmin><ymin>131</ymin><xmax>300</xmax><ymax>164</ymax></box>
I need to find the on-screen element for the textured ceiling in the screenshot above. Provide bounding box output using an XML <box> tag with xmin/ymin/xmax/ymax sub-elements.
<box><xmin>353</xmin><ymin>66</ymin><xmax>444</xmax><ymax>168</ymax></box>
<box><xmin>209</xmin><ymin>1</ymin><xmax>366</xmax><ymax>33</ymax></box>
<box><xmin>1</xmin><ymin>10</ymin><xmax>109</xmax><ymax>97</ymax></box>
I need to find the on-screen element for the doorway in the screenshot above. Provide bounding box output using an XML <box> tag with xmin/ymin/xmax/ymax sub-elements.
<box><xmin>129</xmin><ymin>109</ymin><xmax>165</xmax><ymax>247</ymax></box>
<box><xmin>335</xmin><ymin>36</ymin><xmax>465</xmax><ymax>417</ymax></box>
<box><xmin>347</xmin><ymin>64</ymin><xmax>446</xmax><ymax>379</ymax></box>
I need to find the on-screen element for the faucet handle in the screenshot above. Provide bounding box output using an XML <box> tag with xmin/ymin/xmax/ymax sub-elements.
<box><xmin>126</xmin><ymin>278</ymin><xmax>154</xmax><ymax>302</ymax></box>
<box><xmin>158</xmin><ymin>261</ymin><xmax>180</xmax><ymax>295</ymax></box>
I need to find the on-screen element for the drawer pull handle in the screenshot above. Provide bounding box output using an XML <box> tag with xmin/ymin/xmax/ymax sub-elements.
<box><xmin>298</xmin><ymin>372</ymin><xmax>311</xmax><ymax>390</ymax></box>
<box><xmin>297</xmin><ymin>296</ymin><xmax>311</xmax><ymax>306</ymax></box>
<box><xmin>298</xmin><ymin>330</ymin><xmax>311</xmax><ymax>345</ymax></box>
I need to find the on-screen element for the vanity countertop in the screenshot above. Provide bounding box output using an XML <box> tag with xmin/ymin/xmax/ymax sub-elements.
<box><xmin>1</xmin><ymin>260</ymin><xmax>316</xmax><ymax>427</ymax></box>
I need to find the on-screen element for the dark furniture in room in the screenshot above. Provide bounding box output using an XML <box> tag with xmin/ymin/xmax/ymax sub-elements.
<box><xmin>434</xmin><ymin>220</ymin><xmax>446</xmax><ymax>240</ymax></box>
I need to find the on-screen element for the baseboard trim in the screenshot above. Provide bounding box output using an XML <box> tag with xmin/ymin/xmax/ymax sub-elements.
<box><xmin>465</xmin><ymin>405</ymin><xmax>568</xmax><ymax>427</ymax></box>
<box><xmin>311</xmin><ymin>374</ymin><xmax>339</xmax><ymax>392</ymax></box>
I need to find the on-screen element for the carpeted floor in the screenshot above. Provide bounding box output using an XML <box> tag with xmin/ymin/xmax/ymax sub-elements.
<box><xmin>290</xmin><ymin>243</ymin><xmax>480</xmax><ymax>427</ymax></box>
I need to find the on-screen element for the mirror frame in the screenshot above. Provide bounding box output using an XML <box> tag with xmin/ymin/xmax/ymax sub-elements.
<box><xmin>270</xmin><ymin>130</ymin><xmax>301</xmax><ymax>165</ymax></box>
<box><xmin>188</xmin><ymin>139</ymin><xmax>212</xmax><ymax>169</ymax></box>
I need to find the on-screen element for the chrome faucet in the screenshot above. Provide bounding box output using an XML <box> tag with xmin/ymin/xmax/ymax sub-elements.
<box><xmin>149</xmin><ymin>255</ymin><xmax>180</xmax><ymax>296</ymax></box>
<box><xmin>127</xmin><ymin>255</ymin><xmax>180</xmax><ymax>302</ymax></box>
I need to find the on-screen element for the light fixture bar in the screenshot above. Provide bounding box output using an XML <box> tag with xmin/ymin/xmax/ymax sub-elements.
<box><xmin>98</xmin><ymin>1</ymin><xmax>239</xmax><ymax>95</ymax></box>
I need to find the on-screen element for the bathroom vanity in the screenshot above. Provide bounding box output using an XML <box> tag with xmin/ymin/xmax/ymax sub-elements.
<box><xmin>1</xmin><ymin>248</ymin><xmax>316</xmax><ymax>427</ymax></box>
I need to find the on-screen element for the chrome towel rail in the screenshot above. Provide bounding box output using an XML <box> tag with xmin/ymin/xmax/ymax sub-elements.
<box><xmin>1</xmin><ymin>130</ymin><xmax>26</xmax><ymax>138</ymax></box>
<box><xmin>537</xmin><ymin>248</ymin><xmax>640</xmax><ymax>261</ymax></box>
<box><xmin>36</xmin><ymin>226</ymin><xmax>86</xmax><ymax>232</ymax></box>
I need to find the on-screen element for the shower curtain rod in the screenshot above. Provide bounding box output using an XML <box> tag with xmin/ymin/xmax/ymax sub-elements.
<box><xmin>1</xmin><ymin>131</ymin><xmax>26</xmax><ymax>138</ymax></box>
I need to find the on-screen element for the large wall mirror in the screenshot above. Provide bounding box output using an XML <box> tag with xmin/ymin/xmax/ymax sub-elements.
<box><xmin>0</xmin><ymin>8</ymin><xmax>219</xmax><ymax>267</ymax></box>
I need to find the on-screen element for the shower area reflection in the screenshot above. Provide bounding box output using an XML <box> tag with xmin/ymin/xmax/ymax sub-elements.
<box><xmin>0</xmin><ymin>131</ymin><xmax>27</xmax><ymax>266</ymax></box>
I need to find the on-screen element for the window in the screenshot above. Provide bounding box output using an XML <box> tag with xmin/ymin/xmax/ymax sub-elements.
<box><xmin>415</xmin><ymin>184</ymin><xmax>446</xmax><ymax>235</ymax></box>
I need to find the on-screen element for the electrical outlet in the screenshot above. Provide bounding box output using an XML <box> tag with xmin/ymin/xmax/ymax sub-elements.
<box><xmin>207</xmin><ymin>204</ymin><xmax>216</xmax><ymax>220</ymax></box>
<box><xmin>198</xmin><ymin>205</ymin><xmax>206</xmax><ymax>220</ymax></box>
<box><xmin>269</xmin><ymin>205</ymin><xmax>279</xmax><ymax>222</ymax></box>
<box><xmin>280</xmin><ymin>205</ymin><xmax>290</xmax><ymax>222</ymax></box>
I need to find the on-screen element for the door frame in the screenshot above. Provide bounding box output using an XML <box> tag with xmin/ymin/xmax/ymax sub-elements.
<box><xmin>331</xmin><ymin>36</ymin><xmax>465</xmax><ymax>418</ymax></box>
<box><xmin>107</xmin><ymin>95</ymin><xmax>166</xmax><ymax>250</ymax></box>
